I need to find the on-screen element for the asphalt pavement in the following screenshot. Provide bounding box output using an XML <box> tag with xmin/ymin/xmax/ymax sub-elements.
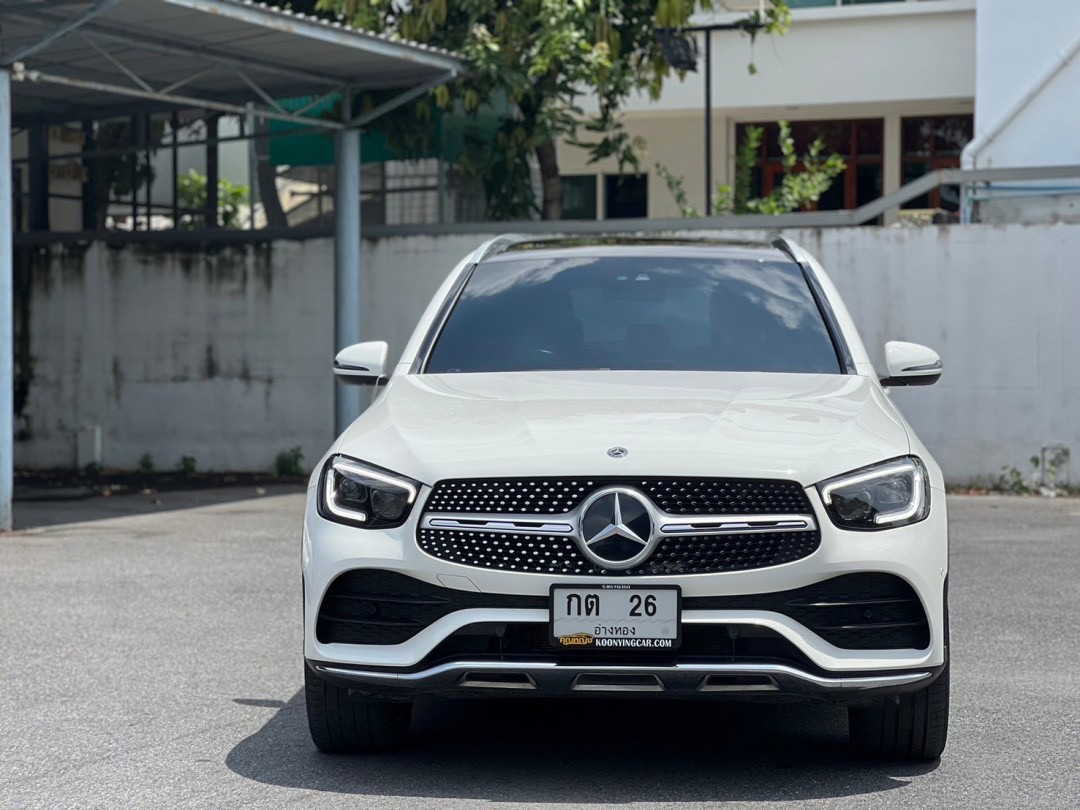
<box><xmin>1</xmin><ymin>489</ymin><xmax>1077</xmax><ymax>809</ymax></box>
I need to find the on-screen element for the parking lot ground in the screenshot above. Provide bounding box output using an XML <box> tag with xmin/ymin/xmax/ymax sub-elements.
<box><xmin>1</xmin><ymin>491</ymin><xmax>1078</xmax><ymax>809</ymax></box>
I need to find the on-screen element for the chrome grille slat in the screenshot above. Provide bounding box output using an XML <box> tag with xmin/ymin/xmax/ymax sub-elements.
<box><xmin>425</xmin><ymin>515</ymin><xmax>577</xmax><ymax>535</ymax></box>
<box><xmin>421</xmin><ymin>510</ymin><xmax>815</xmax><ymax>538</ymax></box>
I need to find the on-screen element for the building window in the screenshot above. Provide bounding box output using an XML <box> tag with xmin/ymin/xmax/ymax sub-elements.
<box><xmin>901</xmin><ymin>115</ymin><xmax>974</xmax><ymax>211</ymax></box>
<box><xmin>561</xmin><ymin>175</ymin><xmax>598</xmax><ymax>220</ymax></box>
<box><xmin>604</xmin><ymin>174</ymin><xmax>648</xmax><ymax>219</ymax></box>
<box><xmin>736</xmin><ymin>119</ymin><xmax>883</xmax><ymax>211</ymax></box>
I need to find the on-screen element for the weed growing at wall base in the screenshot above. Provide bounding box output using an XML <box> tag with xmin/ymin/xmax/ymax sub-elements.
<box><xmin>991</xmin><ymin>447</ymin><xmax>1073</xmax><ymax>496</ymax></box>
<box><xmin>275</xmin><ymin>447</ymin><xmax>304</xmax><ymax>477</ymax></box>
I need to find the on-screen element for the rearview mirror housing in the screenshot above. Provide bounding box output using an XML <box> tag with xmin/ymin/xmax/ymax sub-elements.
<box><xmin>334</xmin><ymin>341</ymin><xmax>389</xmax><ymax>386</ymax></box>
<box><xmin>880</xmin><ymin>341</ymin><xmax>942</xmax><ymax>387</ymax></box>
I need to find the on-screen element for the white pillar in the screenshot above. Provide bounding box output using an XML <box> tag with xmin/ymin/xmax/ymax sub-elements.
<box><xmin>333</xmin><ymin>109</ymin><xmax>362</xmax><ymax>436</ymax></box>
<box><xmin>0</xmin><ymin>69</ymin><xmax>13</xmax><ymax>529</ymax></box>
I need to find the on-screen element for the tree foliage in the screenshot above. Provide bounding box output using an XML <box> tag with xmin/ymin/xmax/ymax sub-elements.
<box><xmin>316</xmin><ymin>0</ymin><xmax>791</xmax><ymax>220</ymax></box>
<box><xmin>657</xmin><ymin>121</ymin><xmax>847</xmax><ymax>217</ymax></box>
<box><xmin>176</xmin><ymin>169</ymin><xmax>249</xmax><ymax>230</ymax></box>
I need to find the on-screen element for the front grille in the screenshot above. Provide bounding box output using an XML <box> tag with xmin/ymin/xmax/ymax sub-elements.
<box><xmin>419</xmin><ymin>476</ymin><xmax>818</xmax><ymax>576</ymax></box>
<box><xmin>316</xmin><ymin>569</ymin><xmax>545</xmax><ymax>645</ymax></box>
<box><xmin>685</xmin><ymin>573</ymin><xmax>930</xmax><ymax>650</ymax></box>
<box><xmin>417</xmin><ymin>528</ymin><xmax>820</xmax><ymax>576</ymax></box>
<box><xmin>424</xmin><ymin>476</ymin><xmax>813</xmax><ymax>516</ymax></box>
<box><xmin>318</xmin><ymin>571</ymin><xmax>928</xmax><ymax>651</ymax></box>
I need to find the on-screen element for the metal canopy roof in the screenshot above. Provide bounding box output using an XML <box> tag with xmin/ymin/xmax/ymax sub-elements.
<box><xmin>1</xmin><ymin>0</ymin><xmax>464</xmax><ymax>127</ymax></box>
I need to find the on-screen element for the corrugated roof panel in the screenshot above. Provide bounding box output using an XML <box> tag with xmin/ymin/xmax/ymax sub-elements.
<box><xmin>3</xmin><ymin>0</ymin><xmax>463</xmax><ymax>123</ymax></box>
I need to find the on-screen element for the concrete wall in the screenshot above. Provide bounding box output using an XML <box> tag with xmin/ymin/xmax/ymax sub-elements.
<box><xmin>15</xmin><ymin>239</ymin><xmax>335</xmax><ymax>473</ymax></box>
<box><xmin>805</xmin><ymin>223</ymin><xmax>1080</xmax><ymax>486</ymax></box>
<box><xmin>16</xmin><ymin>222</ymin><xmax>1080</xmax><ymax>486</ymax></box>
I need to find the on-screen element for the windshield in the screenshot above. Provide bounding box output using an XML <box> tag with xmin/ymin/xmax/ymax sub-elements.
<box><xmin>424</xmin><ymin>253</ymin><xmax>843</xmax><ymax>374</ymax></box>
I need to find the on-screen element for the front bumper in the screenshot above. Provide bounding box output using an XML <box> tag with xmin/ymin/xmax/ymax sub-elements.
<box><xmin>302</xmin><ymin>481</ymin><xmax>949</xmax><ymax>692</ymax></box>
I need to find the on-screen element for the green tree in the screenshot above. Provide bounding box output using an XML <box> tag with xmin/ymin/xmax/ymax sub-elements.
<box><xmin>316</xmin><ymin>0</ymin><xmax>790</xmax><ymax>220</ymax></box>
<box><xmin>657</xmin><ymin>121</ymin><xmax>846</xmax><ymax>217</ymax></box>
<box><xmin>176</xmin><ymin>169</ymin><xmax>249</xmax><ymax>230</ymax></box>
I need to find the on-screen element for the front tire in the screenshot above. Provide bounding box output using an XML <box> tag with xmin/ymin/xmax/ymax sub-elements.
<box><xmin>848</xmin><ymin>660</ymin><xmax>949</xmax><ymax>760</ymax></box>
<box><xmin>305</xmin><ymin>665</ymin><xmax>412</xmax><ymax>754</ymax></box>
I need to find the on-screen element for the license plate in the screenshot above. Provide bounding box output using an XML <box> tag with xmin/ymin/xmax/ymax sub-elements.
<box><xmin>549</xmin><ymin>584</ymin><xmax>681</xmax><ymax>650</ymax></box>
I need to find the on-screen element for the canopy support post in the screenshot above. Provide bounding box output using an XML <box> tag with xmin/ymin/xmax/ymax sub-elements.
<box><xmin>0</xmin><ymin>69</ymin><xmax>14</xmax><ymax>530</ymax></box>
<box><xmin>334</xmin><ymin>92</ymin><xmax>362</xmax><ymax>436</ymax></box>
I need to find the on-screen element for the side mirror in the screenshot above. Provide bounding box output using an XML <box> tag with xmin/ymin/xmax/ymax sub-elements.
<box><xmin>334</xmin><ymin>341</ymin><xmax>389</xmax><ymax>386</ymax></box>
<box><xmin>880</xmin><ymin>341</ymin><xmax>942</xmax><ymax>387</ymax></box>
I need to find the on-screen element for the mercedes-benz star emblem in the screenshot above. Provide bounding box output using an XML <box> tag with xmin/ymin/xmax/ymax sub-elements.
<box><xmin>607</xmin><ymin>446</ymin><xmax>628</xmax><ymax>458</ymax></box>
<box><xmin>577</xmin><ymin>488</ymin><xmax>656</xmax><ymax>570</ymax></box>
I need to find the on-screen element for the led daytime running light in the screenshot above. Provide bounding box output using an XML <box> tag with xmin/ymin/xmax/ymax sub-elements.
<box><xmin>818</xmin><ymin>457</ymin><xmax>929</xmax><ymax>530</ymax></box>
<box><xmin>322</xmin><ymin>457</ymin><xmax>418</xmax><ymax>526</ymax></box>
<box><xmin>821</xmin><ymin>460</ymin><xmax>924</xmax><ymax>526</ymax></box>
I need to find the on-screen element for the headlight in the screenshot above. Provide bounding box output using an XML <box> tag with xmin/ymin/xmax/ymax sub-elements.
<box><xmin>318</xmin><ymin>455</ymin><xmax>420</xmax><ymax>529</ymax></box>
<box><xmin>817</xmin><ymin>457</ymin><xmax>930</xmax><ymax>531</ymax></box>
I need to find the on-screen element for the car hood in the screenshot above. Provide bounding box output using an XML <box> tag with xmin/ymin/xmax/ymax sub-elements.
<box><xmin>336</xmin><ymin>371</ymin><xmax>910</xmax><ymax>487</ymax></box>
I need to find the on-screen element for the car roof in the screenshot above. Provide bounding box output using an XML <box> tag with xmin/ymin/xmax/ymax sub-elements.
<box><xmin>480</xmin><ymin>236</ymin><xmax>794</xmax><ymax>265</ymax></box>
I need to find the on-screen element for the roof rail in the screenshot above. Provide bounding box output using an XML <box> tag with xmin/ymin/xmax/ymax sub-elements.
<box><xmin>470</xmin><ymin>234</ymin><xmax>531</xmax><ymax>265</ymax></box>
<box><xmin>770</xmin><ymin>236</ymin><xmax>811</xmax><ymax>267</ymax></box>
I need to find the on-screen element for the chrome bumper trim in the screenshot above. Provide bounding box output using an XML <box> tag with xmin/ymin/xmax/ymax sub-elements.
<box><xmin>313</xmin><ymin>660</ymin><xmax>932</xmax><ymax>695</ymax></box>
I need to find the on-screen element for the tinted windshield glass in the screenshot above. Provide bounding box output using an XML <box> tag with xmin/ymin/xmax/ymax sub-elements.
<box><xmin>425</xmin><ymin>253</ymin><xmax>842</xmax><ymax>374</ymax></box>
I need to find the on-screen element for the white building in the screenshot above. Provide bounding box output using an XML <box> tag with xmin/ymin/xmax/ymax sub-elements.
<box><xmin>557</xmin><ymin>0</ymin><xmax>1080</xmax><ymax>225</ymax></box>
<box><xmin>966</xmin><ymin>0</ymin><xmax>1080</xmax><ymax>222</ymax></box>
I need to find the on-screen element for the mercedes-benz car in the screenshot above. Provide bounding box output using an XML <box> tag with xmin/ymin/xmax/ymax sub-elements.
<box><xmin>302</xmin><ymin>236</ymin><xmax>949</xmax><ymax>760</ymax></box>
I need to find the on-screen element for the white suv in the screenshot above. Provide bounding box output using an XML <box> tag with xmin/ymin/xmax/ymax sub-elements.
<box><xmin>302</xmin><ymin>237</ymin><xmax>949</xmax><ymax>760</ymax></box>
